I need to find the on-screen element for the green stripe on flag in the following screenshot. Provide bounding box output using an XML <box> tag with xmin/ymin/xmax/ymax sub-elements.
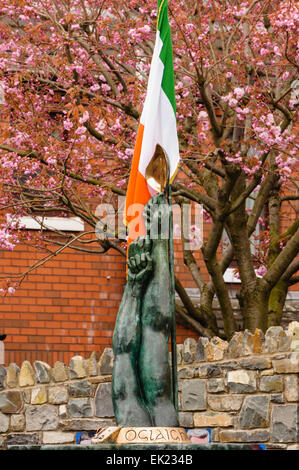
<box><xmin>157</xmin><ymin>0</ymin><xmax>176</xmax><ymax>114</ymax></box>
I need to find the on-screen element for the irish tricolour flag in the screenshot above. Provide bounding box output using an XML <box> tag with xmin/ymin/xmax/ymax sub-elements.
<box><xmin>125</xmin><ymin>0</ymin><xmax>180</xmax><ymax>247</ymax></box>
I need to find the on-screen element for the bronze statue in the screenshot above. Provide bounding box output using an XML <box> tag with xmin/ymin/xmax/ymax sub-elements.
<box><xmin>112</xmin><ymin>192</ymin><xmax>178</xmax><ymax>427</ymax></box>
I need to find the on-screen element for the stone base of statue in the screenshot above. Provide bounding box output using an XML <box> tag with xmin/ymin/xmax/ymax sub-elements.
<box><xmin>91</xmin><ymin>426</ymin><xmax>189</xmax><ymax>445</ymax></box>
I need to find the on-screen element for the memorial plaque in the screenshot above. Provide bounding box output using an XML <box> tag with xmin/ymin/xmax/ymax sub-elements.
<box><xmin>116</xmin><ymin>427</ymin><xmax>190</xmax><ymax>444</ymax></box>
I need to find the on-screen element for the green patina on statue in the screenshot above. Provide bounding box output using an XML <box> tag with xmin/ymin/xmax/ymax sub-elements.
<box><xmin>112</xmin><ymin>192</ymin><xmax>179</xmax><ymax>427</ymax></box>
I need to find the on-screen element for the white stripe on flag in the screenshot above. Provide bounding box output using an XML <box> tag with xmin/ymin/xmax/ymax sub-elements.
<box><xmin>139</xmin><ymin>31</ymin><xmax>179</xmax><ymax>183</ymax></box>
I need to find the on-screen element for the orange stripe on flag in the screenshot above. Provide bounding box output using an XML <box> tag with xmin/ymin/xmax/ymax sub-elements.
<box><xmin>125</xmin><ymin>123</ymin><xmax>151</xmax><ymax>254</ymax></box>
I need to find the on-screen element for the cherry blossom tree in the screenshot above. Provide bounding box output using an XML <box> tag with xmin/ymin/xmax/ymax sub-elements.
<box><xmin>0</xmin><ymin>0</ymin><xmax>298</xmax><ymax>339</ymax></box>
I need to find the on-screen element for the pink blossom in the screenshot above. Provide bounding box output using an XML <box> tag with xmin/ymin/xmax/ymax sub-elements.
<box><xmin>128</xmin><ymin>28</ymin><xmax>141</xmax><ymax>41</ymax></box>
<box><xmin>79</xmin><ymin>111</ymin><xmax>89</xmax><ymax>124</ymax></box>
<box><xmin>63</xmin><ymin>119</ymin><xmax>73</xmax><ymax>131</ymax></box>
<box><xmin>198</xmin><ymin>111</ymin><xmax>208</xmax><ymax>119</ymax></box>
<box><xmin>256</xmin><ymin>266</ymin><xmax>267</xmax><ymax>277</ymax></box>
<box><xmin>183</xmin><ymin>75</ymin><xmax>192</xmax><ymax>84</ymax></box>
<box><xmin>90</xmin><ymin>84</ymin><xmax>100</xmax><ymax>92</ymax></box>
<box><xmin>48</xmin><ymin>177</ymin><xmax>56</xmax><ymax>187</ymax></box>
<box><xmin>185</xmin><ymin>23</ymin><xmax>195</xmax><ymax>33</ymax></box>
<box><xmin>96</xmin><ymin>119</ymin><xmax>106</xmax><ymax>131</ymax></box>
<box><xmin>138</xmin><ymin>25</ymin><xmax>151</xmax><ymax>34</ymax></box>
<box><xmin>234</xmin><ymin>87</ymin><xmax>245</xmax><ymax>100</ymax></box>
<box><xmin>229</xmin><ymin>98</ymin><xmax>238</xmax><ymax>107</ymax></box>
<box><xmin>260</xmin><ymin>48</ymin><xmax>268</xmax><ymax>56</ymax></box>
<box><xmin>101</xmin><ymin>84</ymin><xmax>111</xmax><ymax>92</ymax></box>
<box><xmin>273</xmin><ymin>45</ymin><xmax>281</xmax><ymax>56</ymax></box>
<box><xmin>75</xmin><ymin>126</ymin><xmax>86</xmax><ymax>135</ymax></box>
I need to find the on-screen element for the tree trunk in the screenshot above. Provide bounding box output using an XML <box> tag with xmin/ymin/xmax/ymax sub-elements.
<box><xmin>237</xmin><ymin>279</ymin><xmax>269</xmax><ymax>331</ymax></box>
<box><xmin>267</xmin><ymin>279</ymin><xmax>288</xmax><ymax>327</ymax></box>
<box><xmin>205</xmin><ymin>254</ymin><xmax>236</xmax><ymax>340</ymax></box>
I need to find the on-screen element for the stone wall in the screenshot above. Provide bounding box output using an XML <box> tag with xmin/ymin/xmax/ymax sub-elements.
<box><xmin>0</xmin><ymin>323</ymin><xmax>298</xmax><ymax>450</ymax></box>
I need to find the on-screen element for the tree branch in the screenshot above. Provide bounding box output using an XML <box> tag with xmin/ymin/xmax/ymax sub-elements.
<box><xmin>0</xmin><ymin>144</ymin><xmax>126</xmax><ymax>196</ymax></box>
<box><xmin>264</xmin><ymin>228</ymin><xmax>299</xmax><ymax>288</ymax></box>
<box><xmin>172</xmin><ymin>183</ymin><xmax>216</xmax><ymax>211</ymax></box>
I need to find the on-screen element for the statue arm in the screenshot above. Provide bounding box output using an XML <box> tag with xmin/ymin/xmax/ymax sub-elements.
<box><xmin>112</xmin><ymin>237</ymin><xmax>153</xmax><ymax>355</ymax></box>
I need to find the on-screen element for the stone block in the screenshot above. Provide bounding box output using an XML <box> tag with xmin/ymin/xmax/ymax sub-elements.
<box><xmin>19</xmin><ymin>361</ymin><xmax>35</xmax><ymax>387</ymax></box>
<box><xmin>6</xmin><ymin>363</ymin><xmax>19</xmax><ymax>388</ymax></box>
<box><xmin>290</xmin><ymin>328</ymin><xmax>299</xmax><ymax>351</ymax></box>
<box><xmin>273</xmin><ymin>352</ymin><xmax>299</xmax><ymax>373</ymax></box>
<box><xmin>239</xmin><ymin>357</ymin><xmax>271</xmax><ymax>370</ymax></box>
<box><xmin>226</xmin><ymin>370</ymin><xmax>256</xmax><ymax>393</ymax></box>
<box><xmin>178</xmin><ymin>412</ymin><xmax>193</xmax><ymax>428</ymax></box>
<box><xmin>260</xmin><ymin>368</ymin><xmax>274</xmax><ymax>376</ymax></box>
<box><xmin>288</xmin><ymin>444</ymin><xmax>299</xmax><ymax>450</ymax></box>
<box><xmin>288</xmin><ymin>321</ymin><xmax>299</xmax><ymax>336</ymax></box>
<box><xmin>271</xmin><ymin>404</ymin><xmax>299</xmax><ymax>443</ymax></box>
<box><xmin>31</xmin><ymin>386</ymin><xmax>47</xmax><ymax>405</ymax></box>
<box><xmin>0</xmin><ymin>366</ymin><xmax>6</xmax><ymax>390</ymax></box>
<box><xmin>181</xmin><ymin>379</ymin><xmax>206</xmax><ymax>411</ymax></box>
<box><xmin>87</xmin><ymin>352</ymin><xmax>98</xmax><ymax>376</ymax></box>
<box><xmin>10</xmin><ymin>414</ymin><xmax>25</xmax><ymax>432</ymax></box>
<box><xmin>194</xmin><ymin>411</ymin><xmax>234</xmax><ymax>427</ymax></box>
<box><xmin>0</xmin><ymin>412</ymin><xmax>9</xmax><ymax>432</ymax></box>
<box><xmin>210</xmin><ymin>429</ymin><xmax>219</xmax><ymax>442</ymax></box>
<box><xmin>176</xmin><ymin>344</ymin><xmax>183</xmax><ymax>365</ymax></box>
<box><xmin>260</xmin><ymin>375</ymin><xmax>283</xmax><ymax>393</ymax></box>
<box><xmin>69</xmin><ymin>356</ymin><xmax>87</xmax><ymax>379</ymax></box>
<box><xmin>22</xmin><ymin>389</ymin><xmax>31</xmax><ymax>404</ymax></box>
<box><xmin>207</xmin><ymin>378</ymin><xmax>226</xmax><ymax>393</ymax></box>
<box><xmin>265</xmin><ymin>326</ymin><xmax>292</xmax><ymax>353</ymax></box>
<box><xmin>178</xmin><ymin>367</ymin><xmax>196</xmax><ymax>379</ymax></box>
<box><xmin>42</xmin><ymin>431</ymin><xmax>75</xmax><ymax>444</ymax></box>
<box><xmin>243</xmin><ymin>329</ymin><xmax>264</xmax><ymax>355</ymax></box>
<box><xmin>34</xmin><ymin>361</ymin><xmax>51</xmax><ymax>384</ymax></box>
<box><xmin>219</xmin><ymin>429</ymin><xmax>269</xmax><ymax>442</ymax></box>
<box><xmin>194</xmin><ymin>337</ymin><xmax>209</xmax><ymax>362</ymax></box>
<box><xmin>48</xmin><ymin>386</ymin><xmax>68</xmax><ymax>404</ymax></box>
<box><xmin>206</xmin><ymin>337</ymin><xmax>228</xmax><ymax>361</ymax></box>
<box><xmin>94</xmin><ymin>382</ymin><xmax>114</xmax><ymax>417</ymax></box>
<box><xmin>61</xmin><ymin>418</ymin><xmax>116</xmax><ymax>431</ymax></box>
<box><xmin>239</xmin><ymin>395</ymin><xmax>270</xmax><ymax>428</ymax></box>
<box><xmin>183</xmin><ymin>338</ymin><xmax>197</xmax><ymax>364</ymax></box>
<box><xmin>207</xmin><ymin>394</ymin><xmax>243</xmax><ymax>411</ymax></box>
<box><xmin>0</xmin><ymin>390</ymin><xmax>23</xmax><ymax>413</ymax></box>
<box><xmin>265</xmin><ymin>443</ymin><xmax>287</xmax><ymax>450</ymax></box>
<box><xmin>5</xmin><ymin>433</ymin><xmax>40</xmax><ymax>446</ymax></box>
<box><xmin>197</xmin><ymin>364</ymin><xmax>221</xmax><ymax>378</ymax></box>
<box><xmin>25</xmin><ymin>404</ymin><xmax>58</xmax><ymax>431</ymax></box>
<box><xmin>59</xmin><ymin>405</ymin><xmax>68</xmax><ymax>419</ymax></box>
<box><xmin>98</xmin><ymin>348</ymin><xmax>114</xmax><ymax>375</ymax></box>
<box><xmin>288</xmin><ymin>321</ymin><xmax>299</xmax><ymax>351</ymax></box>
<box><xmin>68</xmin><ymin>380</ymin><xmax>91</xmax><ymax>397</ymax></box>
<box><xmin>68</xmin><ymin>398</ymin><xmax>93</xmax><ymax>418</ymax></box>
<box><xmin>284</xmin><ymin>375</ymin><xmax>299</xmax><ymax>402</ymax></box>
<box><xmin>225</xmin><ymin>331</ymin><xmax>244</xmax><ymax>358</ymax></box>
<box><xmin>270</xmin><ymin>394</ymin><xmax>284</xmax><ymax>403</ymax></box>
<box><xmin>51</xmin><ymin>361</ymin><xmax>69</xmax><ymax>382</ymax></box>
<box><xmin>220</xmin><ymin>360</ymin><xmax>239</xmax><ymax>370</ymax></box>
